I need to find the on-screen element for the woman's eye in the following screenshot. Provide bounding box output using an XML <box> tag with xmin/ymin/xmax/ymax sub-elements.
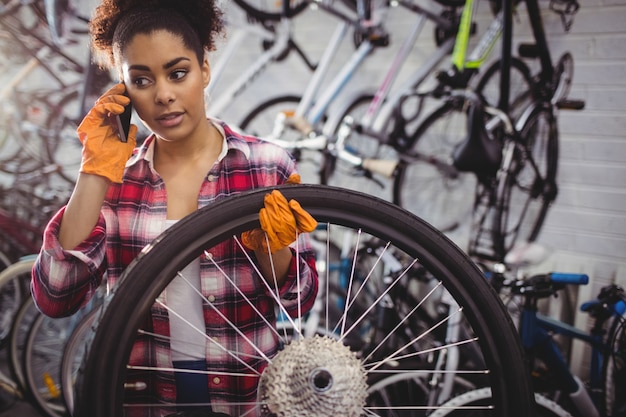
<box><xmin>132</xmin><ymin>77</ymin><xmax>150</xmax><ymax>87</ymax></box>
<box><xmin>171</xmin><ymin>70</ymin><xmax>188</xmax><ymax>80</ymax></box>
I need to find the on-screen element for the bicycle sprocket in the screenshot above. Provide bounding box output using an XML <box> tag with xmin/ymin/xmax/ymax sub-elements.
<box><xmin>257</xmin><ymin>335</ymin><xmax>367</xmax><ymax>417</ymax></box>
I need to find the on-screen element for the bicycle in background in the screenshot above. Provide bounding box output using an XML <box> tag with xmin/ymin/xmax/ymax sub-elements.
<box><xmin>391</xmin><ymin>0</ymin><xmax>585</xmax><ymax>262</ymax></box>
<box><xmin>432</xmin><ymin>272</ymin><xmax>626</xmax><ymax>417</ymax></box>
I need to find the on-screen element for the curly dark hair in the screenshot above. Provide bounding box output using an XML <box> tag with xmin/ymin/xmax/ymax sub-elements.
<box><xmin>90</xmin><ymin>0</ymin><xmax>224</xmax><ymax>68</ymax></box>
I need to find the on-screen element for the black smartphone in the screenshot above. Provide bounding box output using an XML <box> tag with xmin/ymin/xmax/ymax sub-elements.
<box><xmin>115</xmin><ymin>90</ymin><xmax>133</xmax><ymax>143</ymax></box>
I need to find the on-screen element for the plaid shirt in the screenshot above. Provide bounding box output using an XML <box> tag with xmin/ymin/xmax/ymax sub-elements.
<box><xmin>32</xmin><ymin>120</ymin><xmax>318</xmax><ymax>416</ymax></box>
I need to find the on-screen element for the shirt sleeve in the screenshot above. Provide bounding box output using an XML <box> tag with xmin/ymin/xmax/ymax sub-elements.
<box><xmin>31</xmin><ymin>206</ymin><xmax>108</xmax><ymax>318</ymax></box>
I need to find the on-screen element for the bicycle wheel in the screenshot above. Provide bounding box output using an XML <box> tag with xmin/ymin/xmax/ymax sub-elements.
<box><xmin>0</xmin><ymin>257</ymin><xmax>30</xmax><ymax>347</ymax></box>
<box><xmin>493</xmin><ymin>102</ymin><xmax>558</xmax><ymax>258</ymax></box>
<box><xmin>75</xmin><ymin>185</ymin><xmax>534</xmax><ymax>417</ymax></box>
<box><xmin>238</xmin><ymin>94</ymin><xmax>301</xmax><ymax>138</ymax></box>
<box><xmin>239</xmin><ymin>94</ymin><xmax>323</xmax><ymax>185</ymax></box>
<box><xmin>232</xmin><ymin>0</ymin><xmax>310</xmax><ymax>21</ymax></box>
<box><xmin>475</xmin><ymin>57</ymin><xmax>534</xmax><ymax>120</ymax></box>
<box><xmin>8</xmin><ymin>296</ymin><xmax>39</xmax><ymax>394</ymax></box>
<box><xmin>43</xmin><ymin>88</ymin><xmax>82</xmax><ymax>185</ymax></box>
<box><xmin>22</xmin><ymin>311</ymin><xmax>73</xmax><ymax>417</ymax></box>
<box><xmin>1</xmin><ymin>258</ymin><xmax>36</xmax><ymax>387</ymax></box>
<box><xmin>320</xmin><ymin>93</ymin><xmax>396</xmax><ymax>203</ymax></box>
<box><xmin>367</xmin><ymin>369</ymin><xmax>478</xmax><ymax>417</ymax></box>
<box><xmin>604</xmin><ymin>313</ymin><xmax>626</xmax><ymax>417</ymax></box>
<box><xmin>60</xmin><ymin>307</ymin><xmax>99</xmax><ymax>416</ymax></box>
<box><xmin>0</xmin><ymin>257</ymin><xmax>32</xmax><ymax>408</ymax></box>
<box><xmin>429</xmin><ymin>387</ymin><xmax>573</xmax><ymax>417</ymax></box>
<box><xmin>393</xmin><ymin>99</ymin><xmax>478</xmax><ymax>250</ymax></box>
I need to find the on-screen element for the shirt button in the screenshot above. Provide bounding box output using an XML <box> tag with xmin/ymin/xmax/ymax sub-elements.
<box><xmin>208</xmin><ymin>295</ymin><xmax>216</xmax><ymax>303</ymax></box>
<box><xmin>212</xmin><ymin>377</ymin><xmax>221</xmax><ymax>385</ymax></box>
<box><xmin>207</xmin><ymin>174</ymin><xmax>217</xmax><ymax>182</ymax></box>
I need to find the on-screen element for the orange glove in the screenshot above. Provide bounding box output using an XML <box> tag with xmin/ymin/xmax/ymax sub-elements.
<box><xmin>77</xmin><ymin>83</ymin><xmax>137</xmax><ymax>183</ymax></box>
<box><xmin>241</xmin><ymin>175</ymin><xmax>317</xmax><ymax>253</ymax></box>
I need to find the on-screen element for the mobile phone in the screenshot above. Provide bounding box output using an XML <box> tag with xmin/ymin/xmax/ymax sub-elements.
<box><xmin>115</xmin><ymin>91</ymin><xmax>133</xmax><ymax>143</ymax></box>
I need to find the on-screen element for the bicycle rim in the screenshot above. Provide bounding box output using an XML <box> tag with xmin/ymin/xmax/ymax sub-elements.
<box><xmin>393</xmin><ymin>101</ymin><xmax>477</xmax><ymax>250</ymax></box>
<box><xmin>430</xmin><ymin>387</ymin><xmax>572</xmax><ymax>417</ymax></box>
<box><xmin>23</xmin><ymin>312</ymin><xmax>72</xmax><ymax>417</ymax></box>
<box><xmin>75</xmin><ymin>185</ymin><xmax>534</xmax><ymax>417</ymax></box>
<box><xmin>494</xmin><ymin>102</ymin><xmax>558</xmax><ymax>257</ymax></box>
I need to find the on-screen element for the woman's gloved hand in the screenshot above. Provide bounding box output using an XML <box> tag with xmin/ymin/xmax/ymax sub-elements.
<box><xmin>241</xmin><ymin>174</ymin><xmax>317</xmax><ymax>253</ymax></box>
<box><xmin>77</xmin><ymin>83</ymin><xmax>137</xmax><ymax>183</ymax></box>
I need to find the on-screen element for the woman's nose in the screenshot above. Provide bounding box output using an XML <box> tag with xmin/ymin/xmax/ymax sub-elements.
<box><xmin>154</xmin><ymin>83</ymin><xmax>175</xmax><ymax>104</ymax></box>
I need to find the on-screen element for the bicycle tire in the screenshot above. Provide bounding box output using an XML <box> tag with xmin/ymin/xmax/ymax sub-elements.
<box><xmin>8</xmin><ymin>296</ymin><xmax>39</xmax><ymax>395</ymax></box>
<box><xmin>239</xmin><ymin>94</ymin><xmax>323</xmax><ymax>185</ymax></box>
<box><xmin>429</xmin><ymin>387</ymin><xmax>572</xmax><ymax>417</ymax></box>
<box><xmin>232</xmin><ymin>0</ymin><xmax>310</xmax><ymax>21</ymax></box>
<box><xmin>60</xmin><ymin>307</ymin><xmax>99</xmax><ymax>416</ymax></box>
<box><xmin>393</xmin><ymin>99</ymin><xmax>478</xmax><ymax>250</ymax></box>
<box><xmin>22</xmin><ymin>311</ymin><xmax>72</xmax><ymax>417</ymax></box>
<box><xmin>75</xmin><ymin>184</ymin><xmax>534</xmax><ymax>417</ymax></box>
<box><xmin>238</xmin><ymin>94</ymin><xmax>301</xmax><ymax>137</ymax></box>
<box><xmin>0</xmin><ymin>257</ymin><xmax>29</xmax><ymax>347</ymax></box>
<box><xmin>493</xmin><ymin>101</ymin><xmax>558</xmax><ymax>258</ymax></box>
<box><xmin>604</xmin><ymin>313</ymin><xmax>626</xmax><ymax>417</ymax></box>
<box><xmin>319</xmin><ymin>92</ymin><xmax>396</xmax><ymax>202</ymax></box>
<box><xmin>43</xmin><ymin>88</ymin><xmax>82</xmax><ymax>185</ymax></box>
<box><xmin>2</xmin><ymin>258</ymin><xmax>36</xmax><ymax>390</ymax></box>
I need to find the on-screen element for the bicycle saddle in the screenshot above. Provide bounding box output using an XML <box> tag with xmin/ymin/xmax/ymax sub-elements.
<box><xmin>452</xmin><ymin>101</ymin><xmax>502</xmax><ymax>177</ymax></box>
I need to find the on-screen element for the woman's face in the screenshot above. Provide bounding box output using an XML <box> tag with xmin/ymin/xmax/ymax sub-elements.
<box><xmin>119</xmin><ymin>30</ymin><xmax>210</xmax><ymax>142</ymax></box>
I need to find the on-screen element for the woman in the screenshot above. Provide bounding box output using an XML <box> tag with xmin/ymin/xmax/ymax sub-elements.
<box><xmin>31</xmin><ymin>0</ymin><xmax>318</xmax><ymax>415</ymax></box>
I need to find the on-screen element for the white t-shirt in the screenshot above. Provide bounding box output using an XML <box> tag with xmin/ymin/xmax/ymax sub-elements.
<box><xmin>164</xmin><ymin>220</ymin><xmax>206</xmax><ymax>361</ymax></box>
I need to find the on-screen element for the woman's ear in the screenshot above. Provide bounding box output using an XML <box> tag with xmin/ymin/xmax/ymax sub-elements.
<box><xmin>202</xmin><ymin>56</ymin><xmax>211</xmax><ymax>88</ymax></box>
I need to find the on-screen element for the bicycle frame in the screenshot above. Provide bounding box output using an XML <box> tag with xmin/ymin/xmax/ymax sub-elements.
<box><xmin>205</xmin><ymin>2</ymin><xmax>317</xmax><ymax>118</ymax></box>
<box><xmin>518</xmin><ymin>276</ymin><xmax>626</xmax><ymax>417</ymax></box>
<box><xmin>263</xmin><ymin>0</ymin><xmax>457</xmax><ymax>152</ymax></box>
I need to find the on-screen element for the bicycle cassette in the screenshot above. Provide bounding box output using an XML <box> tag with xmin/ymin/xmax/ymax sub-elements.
<box><xmin>257</xmin><ymin>335</ymin><xmax>367</xmax><ymax>417</ymax></box>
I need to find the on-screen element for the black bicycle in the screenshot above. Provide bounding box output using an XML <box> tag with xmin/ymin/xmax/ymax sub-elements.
<box><xmin>393</xmin><ymin>0</ymin><xmax>585</xmax><ymax>262</ymax></box>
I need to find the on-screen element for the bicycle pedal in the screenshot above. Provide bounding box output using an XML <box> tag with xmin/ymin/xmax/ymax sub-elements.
<box><xmin>556</xmin><ymin>98</ymin><xmax>585</xmax><ymax>110</ymax></box>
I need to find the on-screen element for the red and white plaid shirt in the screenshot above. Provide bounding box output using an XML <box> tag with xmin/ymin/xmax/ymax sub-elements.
<box><xmin>32</xmin><ymin>120</ymin><xmax>318</xmax><ymax>416</ymax></box>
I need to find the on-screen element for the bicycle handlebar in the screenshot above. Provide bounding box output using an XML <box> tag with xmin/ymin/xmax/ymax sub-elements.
<box><xmin>549</xmin><ymin>272</ymin><xmax>589</xmax><ymax>285</ymax></box>
<box><xmin>509</xmin><ymin>272</ymin><xmax>589</xmax><ymax>298</ymax></box>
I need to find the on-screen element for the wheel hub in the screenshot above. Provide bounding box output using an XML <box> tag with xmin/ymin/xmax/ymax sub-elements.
<box><xmin>258</xmin><ymin>335</ymin><xmax>368</xmax><ymax>417</ymax></box>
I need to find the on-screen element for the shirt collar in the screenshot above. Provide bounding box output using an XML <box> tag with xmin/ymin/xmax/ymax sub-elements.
<box><xmin>126</xmin><ymin>118</ymin><xmax>251</xmax><ymax>170</ymax></box>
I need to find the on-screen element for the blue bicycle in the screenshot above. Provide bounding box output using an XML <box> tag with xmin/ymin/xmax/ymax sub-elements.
<box><xmin>431</xmin><ymin>272</ymin><xmax>626</xmax><ymax>417</ymax></box>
